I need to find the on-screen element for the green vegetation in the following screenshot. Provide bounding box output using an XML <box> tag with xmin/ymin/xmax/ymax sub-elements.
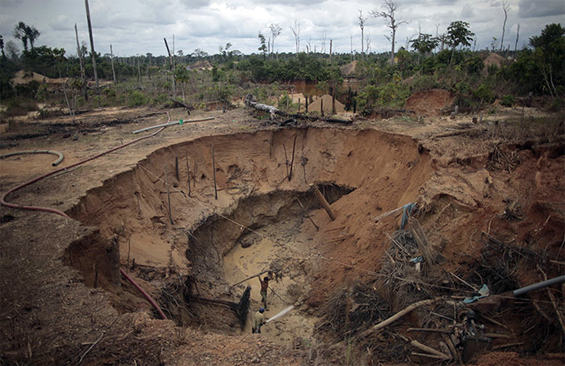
<box><xmin>1</xmin><ymin>21</ymin><xmax>563</xmax><ymax>120</ymax></box>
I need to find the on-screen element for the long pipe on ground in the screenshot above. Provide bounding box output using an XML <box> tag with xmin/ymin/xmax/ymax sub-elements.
<box><xmin>1</xmin><ymin>112</ymin><xmax>173</xmax><ymax>321</ymax></box>
<box><xmin>120</xmin><ymin>268</ymin><xmax>167</xmax><ymax>320</ymax></box>
<box><xmin>513</xmin><ymin>275</ymin><xmax>565</xmax><ymax>296</ymax></box>
<box><xmin>1</xmin><ymin>112</ymin><xmax>171</xmax><ymax>218</ymax></box>
<box><xmin>0</xmin><ymin>150</ymin><xmax>64</xmax><ymax>166</ymax></box>
<box><xmin>132</xmin><ymin>117</ymin><xmax>215</xmax><ymax>134</ymax></box>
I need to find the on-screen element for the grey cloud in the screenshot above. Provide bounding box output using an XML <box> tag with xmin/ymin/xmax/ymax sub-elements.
<box><xmin>518</xmin><ymin>0</ymin><xmax>565</xmax><ymax>18</ymax></box>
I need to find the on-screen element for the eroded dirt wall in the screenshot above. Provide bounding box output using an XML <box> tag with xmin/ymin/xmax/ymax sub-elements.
<box><xmin>66</xmin><ymin>128</ymin><xmax>432</xmax><ymax>296</ymax></box>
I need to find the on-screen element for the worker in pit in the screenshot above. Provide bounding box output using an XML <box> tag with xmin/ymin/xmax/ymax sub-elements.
<box><xmin>252</xmin><ymin>307</ymin><xmax>267</xmax><ymax>333</ymax></box>
<box><xmin>258</xmin><ymin>273</ymin><xmax>272</xmax><ymax>310</ymax></box>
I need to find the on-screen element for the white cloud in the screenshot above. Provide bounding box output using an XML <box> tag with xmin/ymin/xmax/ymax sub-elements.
<box><xmin>0</xmin><ymin>0</ymin><xmax>561</xmax><ymax>57</ymax></box>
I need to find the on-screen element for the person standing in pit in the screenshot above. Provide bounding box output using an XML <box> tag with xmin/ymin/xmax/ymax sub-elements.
<box><xmin>252</xmin><ymin>307</ymin><xmax>267</xmax><ymax>333</ymax></box>
<box><xmin>258</xmin><ymin>273</ymin><xmax>271</xmax><ymax>310</ymax></box>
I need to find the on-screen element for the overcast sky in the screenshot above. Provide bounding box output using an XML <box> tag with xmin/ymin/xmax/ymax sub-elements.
<box><xmin>1</xmin><ymin>0</ymin><xmax>563</xmax><ymax>58</ymax></box>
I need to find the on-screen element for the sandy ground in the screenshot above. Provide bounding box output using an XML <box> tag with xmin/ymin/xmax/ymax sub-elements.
<box><xmin>1</xmin><ymin>94</ymin><xmax>564</xmax><ymax>365</ymax></box>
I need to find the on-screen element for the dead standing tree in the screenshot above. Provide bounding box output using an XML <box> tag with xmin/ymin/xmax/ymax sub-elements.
<box><xmin>371</xmin><ymin>0</ymin><xmax>408</xmax><ymax>65</ymax></box>
<box><xmin>74</xmin><ymin>23</ymin><xmax>87</xmax><ymax>100</ymax></box>
<box><xmin>269</xmin><ymin>24</ymin><xmax>282</xmax><ymax>57</ymax></box>
<box><xmin>499</xmin><ymin>1</ymin><xmax>510</xmax><ymax>51</ymax></box>
<box><xmin>84</xmin><ymin>0</ymin><xmax>99</xmax><ymax>93</ymax></box>
<box><xmin>164</xmin><ymin>37</ymin><xmax>176</xmax><ymax>98</ymax></box>
<box><xmin>290</xmin><ymin>20</ymin><xmax>301</xmax><ymax>54</ymax></box>
<box><xmin>358</xmin><ymin>10</ymin><xmax>368</xmax><ymax>61</ymax></box>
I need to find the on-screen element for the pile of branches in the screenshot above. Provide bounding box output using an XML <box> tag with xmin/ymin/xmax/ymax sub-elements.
<box><xmin>317</xmin><ymin>282</ymin><xmax>391</xmax><ymax>339</ymax></box>
<box><xmin>487</xmin><ymin>144</ymin><xmax>521</xmax><ymax>172</ymax></box>
<box><xmin>160</xmin><ymin>274</ymin><xmax>195</xmax><ymax>326</ymax></box>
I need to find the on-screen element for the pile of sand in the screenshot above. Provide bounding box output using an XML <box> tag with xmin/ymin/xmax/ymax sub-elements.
<box><xmin>11</xmin><ymin>70</ymin><xmax>68</xmax><ymax>86</ymax></box>
<box><xmin>191</xmin><ymin>60</ymin><xmax>213</xmax><ymax>71</ymax></box>
<box><xmin>405</xmin><ymin>89</ymin><xmax>453</xmax><ymax>116</ymax></box>
<box><xmin>308</xmin><ymin>94</ymin><xmax>346</xmax><ymax>114</ymax></box>
<box><xmin>340</xmin><ymin>61</ymin><xmax>357</xmax><ymax>77</ymax></box>
<box><xmin>482</xmin><ymin>52</ymin><xmax>507</xmax><ymax>74</ymax></box>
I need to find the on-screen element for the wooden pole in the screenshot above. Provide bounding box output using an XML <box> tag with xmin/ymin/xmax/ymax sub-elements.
<box><xmin>175</xmin><ymin>156</ymin><xmax>179</xmax><ymax>181</ymax></box>
<box><xmin>84</xmin><ymin>0</ymin><xmax>99</xmax><ymax>94</ymax></box>
<box><xmin>231</xmin><ymin>270</ymin><xmax>271</xmax><ymax>287</ymax></box>
<box><xmin>297</xmin><ymin>198</ymin><xmax>319</xmax><ymax>231</ymax></box>
<box><xmin>185</xmin><ymin>150</ymin><xmax>191</xmax><ymax>197</ymax></box>
<box><xmin>108</xmin><ymin>235</ymin><xmax>121</xmax><ymax>289</ymax></box>
<box><xmin>288</xmin><ymin>135</ymin><xmax>297</xmax><ymax>181</ymax></box>
<box><xmin>212</xmin><ymin>145</ymin><xmax>217</xmax><ymax>200</ymax></box>
<box><xmin>164</xmin><ymin>165</ymin><xmax>174</xmax><ymax>224</ymax></box>
<box><xmin>330</xmin><ymin>39</ymin><xmax>333</xmax><ymax>65</ymax></box>
<box><xmin>310</xmin><ymin>184</ymin><xmax>336</xmax><ymax>221</ymax></box>
<box><xmin>110</xmin><ymin>44</ymin><xmax>117</xmax><ymax>83</ymax></box>
<box><xmin>283</xmin><ymin>143</ymin><xmax>289</xmax><ymax>178</ymax></box>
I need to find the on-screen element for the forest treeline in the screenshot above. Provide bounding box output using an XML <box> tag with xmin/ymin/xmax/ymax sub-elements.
<box><xmin>0</xmin><ymin>21</ymin><xmax>563</xmax><ymax>118</ymax></box>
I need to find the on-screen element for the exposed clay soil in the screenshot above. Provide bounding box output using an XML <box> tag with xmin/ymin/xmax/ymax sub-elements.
<box><xmin>1</xmin><ymin>92</ymin><xmax>564</xmax><ymax>366</ymax></box>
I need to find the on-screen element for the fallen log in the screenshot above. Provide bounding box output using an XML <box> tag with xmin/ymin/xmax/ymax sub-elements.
<box><xmin>411</xmin><ymin>340</ymin><xmax>451</xmax><ymax>359</ymax></box>
<box><xmin>169</xmin><ymin>98</ymin><xmax>193</xmax><ymax>111</ymax></box>
<box><xmin>244</xmin><ymin>93</ymin><xmax>352</xmax><ymax>124</ymax></box>
<box><xmin>311</xmin><ymin>184</ymin><xmax>336</xmax><ymax>221</ymax></box>
<box><xmin>361</xmin><ymin>298</ymin><xmax>440</xmax><ymax>337</ymax></box>
<box><xmin>230</xmin><ymin>270</ymin><xmax>271</xmax><ymax>287</ymax></box>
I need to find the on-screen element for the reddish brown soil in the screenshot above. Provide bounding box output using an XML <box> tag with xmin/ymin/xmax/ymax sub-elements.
<box><xmin>405</xmin><ymin>89</ymin><xmax>454</xmax><ymax>116</ymax></box>
<box><xmin>1</xmin><ymin>97</ymin><xmax>563</xmax><ymax>366</ymax></box>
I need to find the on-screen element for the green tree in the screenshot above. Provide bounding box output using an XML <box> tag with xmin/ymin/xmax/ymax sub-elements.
<box><xmin>258</xmin><ymin>33</ymin><xmax>267</xmax><ymax>58</ymax></box>
<box><xmin>13</xmin><ymin>22</ymin><xmax>28</xmax><ymax>51</ymax></box>
<box><xmin>410</xmin><ymin>33</ymin><xmax>438</xmax><ymax>71</ymax></box>
<box><xmin>13</xmin><ymin>22</ymin><xmax>40</xmax><ymax>51</ymax></box>
<box><xmin>528</xmin><ymin>23</ymin><xmax>565</xmax><ymax>98</ymax></box>
<box><xmin>0</xmin><ymin>35</ymin><xmax>5</xmax><ymax>59</ymax></box>
<box><xmin>410</xmin><ymin>33</ymin><xmax>438</xmax><ymax>55</ymax></box>
<box><xmin>446</xmin><ymin>21</ymin><xmax>474</xmax><ymax>66</ymax></box>
<box><xmin>447</xmin><ymin>21</ymin><xmax>474</xmax><ymax>49</ymax></box>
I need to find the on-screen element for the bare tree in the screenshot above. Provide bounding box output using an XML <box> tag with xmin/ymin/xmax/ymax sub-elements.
<box><xmin>290</xmin><ymin>20</ymin><xmax>301</xmax><ymax>54</ymax></box>
<box><xmin>358</xmin><ymin>10</ymin><xmax>368</xmax><ymax>60</ymax></box>
<box><xmin>371</xmin><ymin>0</ymin><xmax>408</xmax><ymax>65</ymax></box>
<box><xmin>5</xmin><ymin>40</ymin><xmax>20</xmax><ymax>62</ymax></box>
<box><xmin>514</xmin><ymin>23</ymin><xmax>520</xmax><ymax>56</ymax></box>
<box><xmin>269</xmin><ymin>24</ymin><xmax>282</xmax><ymax>54</ymax></box>
<box><xmin>366</xmin><ymin>32</ymin><xmax>372</xmax><ymax>54</ymax></box>
<box><xmin>321</xmin><ymin>31</ymin><xmax>327</xmax><ymax>53</ymax></box>
<box><xmin>499</xmin><ymin>1</ymin><xmax>510</xmax><ymax>51</ymax></box>
<box><xmin>84</xmin><ymin>0</ymin><xmax>99</xmax><ymax>93</ymax></box>
<box><xmin>74</xmin><ymin>24</ymin><xmax>87</xmax><ymax>99</ymax></box>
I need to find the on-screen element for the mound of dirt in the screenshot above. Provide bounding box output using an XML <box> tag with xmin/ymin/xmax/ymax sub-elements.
<box><xmin>483</xmin><ymin>52</ymin><xmax>507</xmax><ymax>71</ymax></box>
<box><xmin>191</xmin><ymin>60</ymin><xmax>213</xmax><ymax>71</ymax></box>
<box><xmin>291</xmin><ymin>92</ymin><xmax>305</xmax><ymax>104</ymax></box>
<box><xmin>308</xmin><ymin>94</ymin><xmax>345</xmax><ymax>114</ymax></box>
<box><xmin>11</xmin><ymin>70</ymin><xmax>68</xmax><ymax>86</ymax></box>
<box><xmin>340</xmin><ymin>61</ymin><xmax>357</xmax><ymax>77</ymax></box>
<box><xmin>405</xmin><ymin>89</ymin><xmax>453</xmax><ymax>116</ymax></box>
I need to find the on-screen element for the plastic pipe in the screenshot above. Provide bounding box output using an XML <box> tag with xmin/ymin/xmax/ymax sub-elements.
<box><xmin>120</xmin><ymin>268</ymin><xmax>167</xmax><ymax>320</ymax></box>
<box><xmin>132</xmin><ymin>116</ymin><xmax>215</xmax><ymax>134</ymax></box>
<box><xmin>1</xmin><ymin>112</ymin><xmax>171</xmax><ymax>218</ymax></box>
<box><xmin>133</xmin><ymin>120</ymin><xmax>183</xmax><ymax>134</ymax></box>
<box><xmin>513</xmin><ymin>275</ymin><xmax>565</xmax><ymax>296</ymax></box>
<box><xmin>0</xmin><ymin>149</ymin><xmax>64</xmax><ymax>166</ymax></box>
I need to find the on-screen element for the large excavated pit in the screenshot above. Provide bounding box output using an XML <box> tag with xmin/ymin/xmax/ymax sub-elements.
<box><xmin>64</xmin><ymin>127</ymin><xmax>433</xmax><ymax>344</ymax></box>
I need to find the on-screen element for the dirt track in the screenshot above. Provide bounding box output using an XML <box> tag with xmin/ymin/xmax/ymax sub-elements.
<box><xmin>1</xmin><ymin>102</ymin><xmax>564</xmax><ymax>365</ymax></box>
